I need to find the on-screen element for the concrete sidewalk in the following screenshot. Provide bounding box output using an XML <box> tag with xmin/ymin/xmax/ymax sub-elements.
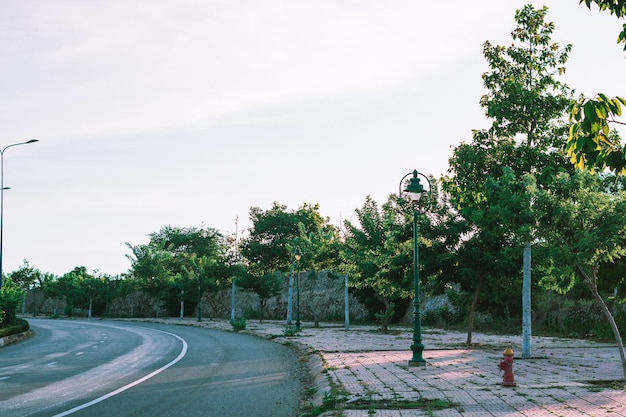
<box><xmin>162</xmin><ymin>318</ymin><xmax>626</xmax><ymax>416</ymax></box>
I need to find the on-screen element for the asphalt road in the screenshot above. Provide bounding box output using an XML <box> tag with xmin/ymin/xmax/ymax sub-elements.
<box><xmin>0</xmin><ymin>319</ymin><xmax>301</xmax><ymax>417</ymax></box>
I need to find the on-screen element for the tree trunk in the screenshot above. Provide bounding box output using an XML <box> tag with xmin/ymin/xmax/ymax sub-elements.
<box><xmin>286</xmin><ymin>272</ymin><xmax>294</xmax><ymax>324</ymax></box>
<box><xmin>259</xmin><ymin>298</ymin><xmax>266</xmax><ymax>323</ymax></box>
<box><xmin>580</xmin><ymin>266</ymin><xmax>626</xmax><ymax>380</ymax></box>
<box><xmin>466</xmin><ymin>276</ymin><xmax>484</xmax><ymax>346</ymax></box>
<box><xmin>344</xmin><ymin>274</ymin><xmax>350</xmax><ymax>331</ymax></box>
<box><xmin>376</xmin><ymin>297</ymin><xmax>393</xmax><ymax>334</ymax></box>
<box><xmin>522</xmin><ymin>242</ymin><xmax>532</xmax><ymax>358</ymax></box>
<box><xmin>180</xmin><ymin>289</ymin><xmax>184</xmax><ymax>319</ymax></box>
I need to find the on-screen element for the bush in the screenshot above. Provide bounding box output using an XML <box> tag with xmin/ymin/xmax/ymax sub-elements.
<box><xmin>446</xmin><ymin>289</ymin><xmax>470</xmax><ymax>323</ymax></box>
<box><xmin>230</xmin><ymin>317</ymin><xmax>246</xmax><ymax>332</ymax></box>
<box><xmin>283</xmin><ymin>325</ymin><xmax>299</xmax><ymax>337</ymax></box>
<box><xmin>0</xmin><ymin>277</ymin><xmax>23</xmax><ymax>326</ymax></box>
<box><xmin>422</xmin><ymin>307</ymin><xmax>455</xmax><ymax>327</ymax></box>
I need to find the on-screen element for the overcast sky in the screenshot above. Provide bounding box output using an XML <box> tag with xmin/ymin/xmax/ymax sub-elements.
<box><xmin>1</xmin><ymin>0</ymin><xmax>624</xmax><ymax>277</ymax></box>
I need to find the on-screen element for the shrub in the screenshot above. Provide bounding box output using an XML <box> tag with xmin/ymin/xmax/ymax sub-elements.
<box><xmin>0</xmin><ymin>277</ymin><xmax>23</xmax><ymax>326</ymax></box>
<box><xmin>422</xmin><ymin>307</ymin><xmax>455</xmax><ymax>327</ymax></box>
<box><xmin>230</xmin><ymin>317</ymin><xmax>246</xmax><ymax>332</ymax></box>
<box><xmin>283</xmin><ymin>325</ymin><xmax>299</xmax><ymax>337</ymax></box>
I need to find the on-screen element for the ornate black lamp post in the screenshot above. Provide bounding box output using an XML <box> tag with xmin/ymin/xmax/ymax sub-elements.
<box><xmin>399</xmin><ymin>169</ymin><xmax>430</xmax><ymax>367</ymax></box>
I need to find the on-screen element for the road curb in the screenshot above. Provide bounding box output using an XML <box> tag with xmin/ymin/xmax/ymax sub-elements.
<box><xmin>0</xmin><ymin>328</ymin><xmax>34</xmax><ymax>348</ymax></box>
<box><xmin>248</xmin><ymin>332</ymin><xmax>332</xmax><ymax>410</ymax></box>
<box><xmin>306</xmin><ymin>350</ymin><xmax>332</xmax><ymax>407</ymax></box>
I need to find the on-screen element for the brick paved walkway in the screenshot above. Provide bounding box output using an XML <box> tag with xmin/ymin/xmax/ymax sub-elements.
<box><xmin>120</xmin><ymin>318</ymin><xmax>626</xmax><ymax>416</ymax></box>
<box><xmin>242</xmin><ymin>321</ymin><xmax>626</xmax><ymax>416</ymax></box>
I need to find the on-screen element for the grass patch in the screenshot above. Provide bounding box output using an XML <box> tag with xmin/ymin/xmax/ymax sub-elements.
<box><xmin>585</xmin><ymin>380</ymin><xmax>626</xmax><ymax>390</ymax></box>
<box><xmin>283</xmin><ymin>325</ymin><xmax>299</xmax><ymax>337</ymax></box>
<box><xmin>347</xmin><ymin>397</ymin><xmax>458</xmax><ymax>413</ymax></box>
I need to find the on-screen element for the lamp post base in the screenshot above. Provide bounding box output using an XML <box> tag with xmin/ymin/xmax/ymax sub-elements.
<box><xmin>409</xmin><ymin>341</ymin><xmax>426</xmax><ymax>367</ymax></box>
<box><xmin>408</xmin><ymin>359</ymin><xmax>427</xmax><ymax>367</ymax></box>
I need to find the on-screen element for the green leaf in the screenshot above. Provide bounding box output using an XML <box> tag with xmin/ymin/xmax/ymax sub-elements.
<box><xmin>607</xmin><ymin>98</ymin><xmax>621</xmax><ymax>115</ymax></box>
<box><xmin>583</xmin><ymin>101</ymin><xmax>599</xmax><ymax>122</ymax></box>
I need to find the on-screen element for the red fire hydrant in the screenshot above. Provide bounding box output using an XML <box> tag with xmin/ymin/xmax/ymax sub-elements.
<box><xmin>498</xmin><ymin>347</ymin><xmax>516</xmax><ymax>387</ymax></box>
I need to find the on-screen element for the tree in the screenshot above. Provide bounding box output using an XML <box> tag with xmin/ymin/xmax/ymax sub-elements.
<box><xmin>49</xmin><ymin>266</ymin><xmax>103</xmax><ymax>317</ymax></box>
<box><xmin>240</xmin><ymin>202</ymin><xmax>327</xmax><ymax>274</ymax></box>
<box><xmin>126</xmin><ymin>225</ymin><xmax>229</xmax><ymax>316</ymax></box>
<box><xmin>239</xmin><ymin>202</ymin><xmax>329</xmax><ymax>323</ymax></box>
<box><xmin>0</xmin><ymin>276</ymin><xmax>22</xmax><ymax>326</ymax></box>
<box><xmin>343</xmin><ymin>195</ymin><xmax>416</xmax><ymax>333</ymax></box>
<box><xmin>125</xmin><ymin>239</ymin><xmax>175</xmax><ymax>302</ymax></box>
<box><xmin>567</xmin><ymin>1</ymin><xmax>626</xmax><ymax>172</ymax></box>
<box><xmin>9</xmin><ymin>260</ymin><xmax>40</xmax><ymax>315</ymax></box>
<box><xmin>291</xmin><ymin>220</ymin><xmax>341</xmax><ymax>327</ymax></box>
<box><xmin>534</xmin><ymin>169</ymin><xmax>626</xmax><ymax>379</ymax></box>
<box><xmin>9</xmin><ymin>260</ymin><xmax>39</xmax><ymax>291</ymax></box>
<box><xmin>236</xmin><ymin>270</ymin><xmax>283</xmax><ymax>323</ymax></box>
<box><xmin>444</xmin><ymin>4</ymin><xmax>574</xmax><ymax>348</ymax></box>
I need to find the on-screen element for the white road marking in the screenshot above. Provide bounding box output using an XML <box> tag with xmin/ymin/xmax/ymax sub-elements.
<box><xmin>52</xmin><ymin>327</ymin><xmax>188</xmax><ymax>417</ymax></box>
<box><xmin>76</xmin><ymin>352</ymin><xmax>84</xmax><ymax>356</ymax></box>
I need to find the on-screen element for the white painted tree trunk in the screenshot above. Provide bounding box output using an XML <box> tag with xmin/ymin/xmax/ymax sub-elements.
<box><xmin>180</xmin><ymin>289</ymin><xmax>184</xmax><ymax>318</ymax></box>
<box><xmin>522</xmin><ymin>242</ymin><xmax>532</xmax><ymax>359</ymax></box>
<box><xmin>344</xmin><ymin>274</ymin><xmax>350</xmax><ymax>331</ymax></box>
<box><xmin>231</xmin><ymin>280</ymin><xmax>236</xmax><ymax>321</ymax></box>
<box><xmin>286</xmin><ymin>271</ymin><xmax>294</xmax><ymax>324</ymax></box>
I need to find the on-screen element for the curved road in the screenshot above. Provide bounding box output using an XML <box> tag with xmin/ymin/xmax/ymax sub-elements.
<box><xmin>0</xmin><ymin>319</ymin><xmax>301</xmax><ymax>417</ymax></box>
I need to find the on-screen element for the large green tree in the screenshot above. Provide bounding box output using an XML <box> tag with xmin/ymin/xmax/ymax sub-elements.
<box><xmin>235</xmin><ymin>270</ymin><xmax>283</xmax><ymax>323</ymax></box>
<box><xmin>343</xmin><ymin>195</ymin><xmax>415</xmax><ymax>333</ymax></box>
<box><xmin>240</xmin><ymin>202</ymin><xmax>328</xmax><ymax>274</ymax></box>
<box><xmin>291</xmin><ymin>218</ymin><xmax>341</xmax><ymax>327</ymax></box>
<box><xmin>534</xmin><ymin>169</ymin><xmax>626</xmax><ymax>378</ymax></box>
<box><xmin>48</xmin><ymin>267</ymin><xmax>105</xmax><ymax>317</ymax></box>
<box><xmin>238</xmin><ymin>202</ymin><xmax>330</xmax><ymax>322</ymax></box>
<box><xmin>9</xmin><ymin>260</ymin><xmax>41</xmax><ymax>315</ymax></box>
<box><xmin>126</xmin><ymin>225</ymin><xmax>229</xmax><ymax>316</ymax></box>
<box><xmin>443</xmin><ymin>4</ymin><xmax>573</xmax><ymax>346</ymax></box>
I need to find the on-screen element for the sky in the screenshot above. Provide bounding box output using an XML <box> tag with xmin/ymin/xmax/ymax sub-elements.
<box><xmin>1</xmin><ymin>0</ymin><xmax>624</xmax><ymax>277</ymax></box>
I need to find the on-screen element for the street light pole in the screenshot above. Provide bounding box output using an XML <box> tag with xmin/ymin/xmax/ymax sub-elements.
<box><xmin>399</xmin><ymin>170</ymin><xmax>430</xmax><ymax>367</ymax></box>
<box><xmin>0</xmin><ymin>139</ymin><xmax>39</xmax><ymax>289</ymax></box>
<box><xmin>295</xmin><ymin>250</ymin><xmax>301</xmax><ymax>331</ymax></box>
<box><xmin>197</xmin><ymin>268</ymin><xmax>202</xmax><ymax>322</ymax></box>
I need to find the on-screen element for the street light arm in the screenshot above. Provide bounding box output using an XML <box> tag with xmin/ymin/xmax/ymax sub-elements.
<box><xmin>398</xmin><ymin>171</ymin><xmax>414</xmax><ymax>197</ymax></box>
<box><xmin>1</xmin><ymin>139</ymin><xmax>39</xmax><ymax>155</ymax></box>
<box><xmin>0</xmin><ymin>139</ymin><xmax>39</xmax><ymax>289</ymax></box>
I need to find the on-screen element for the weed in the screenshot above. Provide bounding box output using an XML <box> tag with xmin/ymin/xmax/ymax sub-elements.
<box><xmin>283</xmin><ymin>325</ymin><xmax>299</xmax><ymax>337</ymax></box>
